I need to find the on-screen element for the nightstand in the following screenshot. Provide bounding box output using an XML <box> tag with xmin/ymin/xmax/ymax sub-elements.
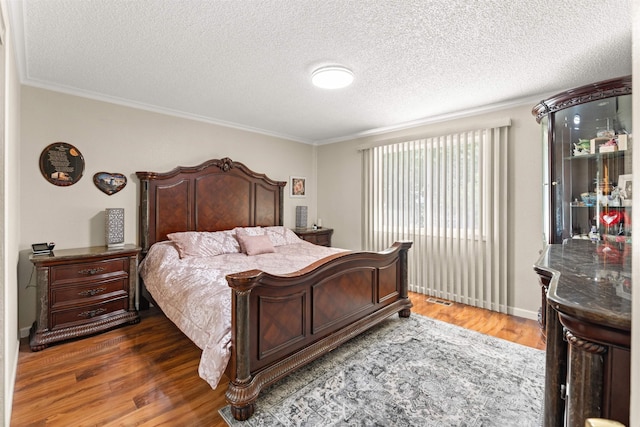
<box><xmin>29</xmin><ymin>244</ymin><xmax>141</xmax><ymax>351</ymax></box>
<box><xmin>294</xmin><ymin>227</ymin><xmax>333</xmax><ymax>247</ymax></box>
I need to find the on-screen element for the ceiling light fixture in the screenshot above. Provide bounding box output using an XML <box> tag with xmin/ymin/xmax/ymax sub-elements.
<box><xmin>311</xmin><ymin>66</ymin><xmax>354</xmax><ymax>89</ymax></box>
<box><xmin>573</xmin><ymin>114</ymin><xmax>581</xmax><ymax>125</ymax></box>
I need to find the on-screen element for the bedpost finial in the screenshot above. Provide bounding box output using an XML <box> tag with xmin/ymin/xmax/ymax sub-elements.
<box><xmin>220</xmin><ymin>157</ymin><xmax>234</xmax><ymax>172</ymax></box>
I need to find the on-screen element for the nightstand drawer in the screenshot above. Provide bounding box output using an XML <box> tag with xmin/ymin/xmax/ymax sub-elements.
<box><xmin>294</xmin><ymin>228</ymin><xmax>333</xmax><ymax>247</ymax></box>
<box><xmin>50</xmin><ymin>297</ymin><xmax>129</xmax><ymax>330</ymax></box>
<box><xmin>311</xmin><ymin>233</ymin><xmax>331</xmax><ymax>246</ymax></box>
<box><xmin>50</xmin><ymin>257</ymin><xmax>128</xmax><ymax>284</ymax></box>
<box><xmin>302</xmin><ymin>233</ymin><xmax>331</xmax><ymax>246</ymax></box>
<box><xmin>50</xmin><ymin>276</ymin><xmax>128</xmax><ymax>309</ymax></box>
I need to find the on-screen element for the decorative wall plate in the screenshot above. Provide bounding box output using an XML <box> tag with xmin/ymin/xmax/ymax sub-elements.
<box><xmin>93</xmin><ymin>172</ymin><xmax>127</xmax><ymax>195</ymax></box>
<box><xmin>39</xmin><ymin>142</ymin><xmax>85</xmax><ymax>186</ymax></box>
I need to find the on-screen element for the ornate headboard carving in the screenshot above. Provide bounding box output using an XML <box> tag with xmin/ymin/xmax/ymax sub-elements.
<box><xmin>136</xmin><ymin>157</ymin><xmax>286</xmax><ymax>254</ymax></box>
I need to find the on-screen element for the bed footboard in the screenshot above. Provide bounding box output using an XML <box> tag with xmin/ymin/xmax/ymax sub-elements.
<box><xmin>225</xmin><ymin>241</ymin><xmax>412</xmax><ymax>421</ymax></box>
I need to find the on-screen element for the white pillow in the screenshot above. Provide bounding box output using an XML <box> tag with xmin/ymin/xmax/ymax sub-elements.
<box><xmin>264</xmin><ymin>226</ymin><xmax>303</xmax><ymax>246</ymax></box>
<box><xmin>167</xmin><ymin>230</ymin><xmax>240</xmax><ymax>258</ymax></box>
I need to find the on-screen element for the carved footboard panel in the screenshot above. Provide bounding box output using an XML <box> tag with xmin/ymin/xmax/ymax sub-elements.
<box><xmin>225</xmin><ymin>241</ymin><xmax>413</xmax><ymax>420</ymax></box>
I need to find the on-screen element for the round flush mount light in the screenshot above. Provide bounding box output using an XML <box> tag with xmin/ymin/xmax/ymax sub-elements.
<box><xmin>311</xmin><ymin>66</ymin><xmax>354</xmax><ymax>89</ymax></box>
<box><xmin>573</xmin><ymin>114</ymin><xmax>581</xmax><ymax>125</ymax></box>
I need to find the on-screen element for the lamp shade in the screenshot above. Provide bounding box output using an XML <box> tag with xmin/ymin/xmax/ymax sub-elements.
<box><xmin>105</xmin><ymin>208</ymin><xmax>125</xmax><ymax>248</ymax></box>
<box><xmin>295</xmin><ymin>206</ymin><xmax>308</xmax><ymax>228</ymax></box>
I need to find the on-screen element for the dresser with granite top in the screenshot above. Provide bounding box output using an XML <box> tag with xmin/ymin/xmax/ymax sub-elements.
<box><xmin>534</xmin><ymin>239</ymin><xmax>631</xmax><ymax>427</ymax></box>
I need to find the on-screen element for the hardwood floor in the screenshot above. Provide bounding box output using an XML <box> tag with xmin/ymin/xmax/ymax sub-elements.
<box><xmin>11</xmin><ymin>292</ymin><xmax>545</xmax><ymax>426</ymax></box>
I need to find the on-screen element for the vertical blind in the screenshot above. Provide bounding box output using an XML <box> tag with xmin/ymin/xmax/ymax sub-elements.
<box><xmin>362</xmin><ymin>122</ymin><xmax>510</xmax><ymax>313</ymax></box>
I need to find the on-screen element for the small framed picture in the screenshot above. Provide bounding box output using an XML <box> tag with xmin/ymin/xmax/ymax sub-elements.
<box><xmin>290</xmin><ymin>176</ymin><xmax>306</xmax><ymax>198</ymax></box>
<box><xmin>618</xmin><ymin>174</ymin><xmax>632</xmax><ymax>206</ymax></box>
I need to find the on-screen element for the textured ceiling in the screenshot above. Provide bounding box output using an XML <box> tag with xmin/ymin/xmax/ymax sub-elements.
<box><xmin>7</xmin><ymin>0</ymin><xmax>633</xmax><ymax>144</ymax></box>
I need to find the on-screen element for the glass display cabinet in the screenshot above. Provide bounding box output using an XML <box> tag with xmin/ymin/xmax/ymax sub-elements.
<box><xmin>532</xmin><ymin>76</ymin><xmax>632</xmax><ymax>245</ymax></box>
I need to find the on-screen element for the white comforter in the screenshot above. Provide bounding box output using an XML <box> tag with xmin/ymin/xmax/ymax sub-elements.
<box><xmin>139</xmin><ymin>237</ymin><xmax>344</xmax><ymax>389</ymax></box>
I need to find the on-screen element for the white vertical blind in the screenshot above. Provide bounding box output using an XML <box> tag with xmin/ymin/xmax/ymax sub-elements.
<box><xmin>362</xmin><ymin>123</ymin><xmax>510</xmax><ymax>313</ymax></box>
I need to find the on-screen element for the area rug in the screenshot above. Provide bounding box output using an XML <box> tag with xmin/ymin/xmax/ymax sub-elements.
<box><xmin>219</xmin><ymin>313</ymin><xmax>544</xmax><ymax>426</ymax></box>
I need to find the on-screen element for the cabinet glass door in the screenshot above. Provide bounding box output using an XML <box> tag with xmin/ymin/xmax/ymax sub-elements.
<box><xmin>541</xmin><ymin>116</ymin><xmax>549</xmax><ymax>245</ymax></box>
<box><xmin>549</xmin><ymin>94</ymin><xmax>632</xmax><ymax>243</ymax></box>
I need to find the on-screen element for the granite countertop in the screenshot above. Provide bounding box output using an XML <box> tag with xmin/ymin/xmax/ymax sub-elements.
<box><xmin>535</xmin><ymin>239</ymin><xmax>632</xmax><ymax>331</ymax></box>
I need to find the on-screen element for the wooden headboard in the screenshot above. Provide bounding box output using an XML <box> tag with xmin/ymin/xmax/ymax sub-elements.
<box><xmin>136</xmin><ymin>157</ymin><xmax>286</xmax><ymax>254</ymax></box>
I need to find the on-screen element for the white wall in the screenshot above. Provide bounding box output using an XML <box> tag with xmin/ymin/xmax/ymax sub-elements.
<box><xmin>17</xmin><ymin>86</ymin><xmax>317</xmax><ymax>334</ymax></box>
<box><xmin>2</xmin><ymin>0</ymin><xmax>22</xmax><ymax>423</ymax></box>
<box><xmin>316</xmin><ymin>104</ymin><xmax>544</xmax><ymax>319</ymax></box>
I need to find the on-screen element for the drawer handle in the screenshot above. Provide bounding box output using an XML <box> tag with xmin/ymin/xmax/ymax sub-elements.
<box><xmin>78</xmin><ymin>267</ymin><xmax>106</xmax><ymax>276</ymax></box>
<box><xmin>78</xmin><ymin>308</ymin><xmax>106</xmax><ymax>318</ymax></box>
<box><xmin>78</xmin><ymin>287</ymin><xmax>107</xmax><ymax>297</ymax></box>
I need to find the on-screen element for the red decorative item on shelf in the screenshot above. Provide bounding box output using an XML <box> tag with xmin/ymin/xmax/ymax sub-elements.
<box><xmin>599</xmin><ymin>211</ymin><xmax>622</xmax><ymax>226</ymax></box>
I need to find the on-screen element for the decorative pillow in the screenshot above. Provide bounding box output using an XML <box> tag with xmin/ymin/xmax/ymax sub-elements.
<box><xmin>167</xmin><ymin>230</ymin><xmax>240</xmax><ymax>258</ymax></box>
<box><xmin>233</xmin><ymin>227</ymin><xmax>263</xmax><ymax>253</ymax></box>
<box><xmin>236</xmin><ymin>231</ymin><xmax>276</xmax><ymax>256</ymax></box>
<box><xmin>264</xmin><ymin>226</ymin><xmax>303</xmax><ymax>246</ymax></box>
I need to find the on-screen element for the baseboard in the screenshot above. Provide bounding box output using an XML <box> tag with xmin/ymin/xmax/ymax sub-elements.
<box><xmin>19</xmin><ymin>326</ymin><xmax>30</xmax><ymax>339</ymax></box>
<box><xmin>510</xmin><ymin>306</ymin><xmax>538</xmax><ymax>322</ymax></box>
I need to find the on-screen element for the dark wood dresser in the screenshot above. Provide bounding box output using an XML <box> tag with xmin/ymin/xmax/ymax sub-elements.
<box><xmin>534</xmin><ymin>240</ymin><xmax>631</xmax><ymax>427</ymax></box>
<box><xmin>294</xmin><ymin>227</ymin><xmax>333</xmax><ymax>247</ymax></box>
<box><xmin>29</xmin><ymin>245</ymin><xmax>141</xmax><ymax>351</ymax></box>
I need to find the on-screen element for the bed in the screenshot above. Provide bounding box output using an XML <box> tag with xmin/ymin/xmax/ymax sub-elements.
<box><xmin>136</xmin><ymin>157</ymin><xmax>413</xmax><ymax>421</ymax></box>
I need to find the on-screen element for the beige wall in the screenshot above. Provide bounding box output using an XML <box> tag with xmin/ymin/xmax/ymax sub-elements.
<box><xmin>17</xmin><ymin>86</ymin><xmax>317</xmax><ymax>334</ymax></box>
<box><xmin>316</xmin><ymin>104</ymin><xmax>544</xmax><ymax>319</ymax></box>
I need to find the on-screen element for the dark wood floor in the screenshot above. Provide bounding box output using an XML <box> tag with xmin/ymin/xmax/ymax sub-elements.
<box><xmin>11</xmin><ymin>292</ymin><xmax>545</xmax><ymax>426</ymax></box>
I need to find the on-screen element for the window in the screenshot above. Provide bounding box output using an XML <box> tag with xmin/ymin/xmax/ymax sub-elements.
<box><xmin>361</xmin><ymin>121</ymin><xmax>510</xmax><ymax>312</ymax></box>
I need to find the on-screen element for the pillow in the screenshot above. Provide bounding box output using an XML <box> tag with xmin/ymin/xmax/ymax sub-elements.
<box><xmin>167</xmin><ymin>230</ymin><xmax>240</xmax><ymax>258</ymax></box>
<box><xmin>235</xmin><ymin>228</ymin><xmax>276</xmax><ymax>255</ymax></box>
<box><xmin>233</xmin><ymin>227</ymin><xmax>263</xmax><ymax>253</ymax></box>
<box><xmin>264</xmin><ymin>226</ymin><xmax>303</xmax><ymax>246</ymax></box>
<box><xmin>233</xmin><ymin>226</ymin><xmax>263</xmax><ymax>236</ymax></box>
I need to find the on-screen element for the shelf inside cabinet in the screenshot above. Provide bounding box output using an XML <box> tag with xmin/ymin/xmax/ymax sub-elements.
<box><xmin>565</xmin><ymin>150</ymin><xmax>628</xmax><ymax>161</ymax></box>
<box><xmin>570</xmin><ymin>204</ymin><xmax>631</xmax><ymax>208</ymax></box>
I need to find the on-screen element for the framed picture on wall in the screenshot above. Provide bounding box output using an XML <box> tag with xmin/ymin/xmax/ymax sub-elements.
<box><xmin>290</xmin><ymin>176</ymin><xmax>306</xmax><ymax>198</ymax></box>
<box><xmin>39</xmin><ymin>142</ymin><xmax>85</xmax><ymax>186</ymax></box>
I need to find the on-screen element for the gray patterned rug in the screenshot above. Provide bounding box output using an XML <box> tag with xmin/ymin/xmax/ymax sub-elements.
<box><xmin>219</xmin><ymin>313</ymin><xmax>544</xmax><ymax>426</ymax></box>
